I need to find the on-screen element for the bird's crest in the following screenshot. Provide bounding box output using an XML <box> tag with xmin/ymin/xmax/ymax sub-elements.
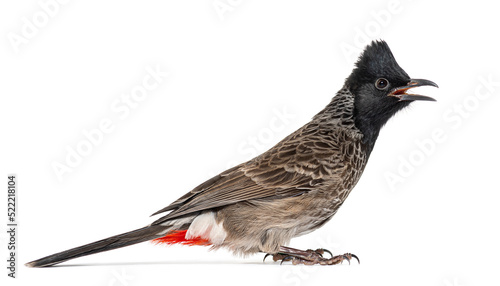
<box><xmin>346</xmin><ymin>40</ymin><xmax>409</xmax><ymax>89</ymax></box>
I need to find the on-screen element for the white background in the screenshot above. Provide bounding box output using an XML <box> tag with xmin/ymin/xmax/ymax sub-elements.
<box><xmin>1</xmin><ymin>1</ymin><xmax>499</xmax><ymax>286</ymax></box>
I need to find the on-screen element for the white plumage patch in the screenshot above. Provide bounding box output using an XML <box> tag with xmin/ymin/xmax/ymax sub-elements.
<box><xmin>186</xmin><ymin>211</ymin><xmax>227</xmax><ymax>245</ymax></box>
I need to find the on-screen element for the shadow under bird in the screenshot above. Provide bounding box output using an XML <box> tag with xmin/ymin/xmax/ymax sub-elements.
<box><xmin>26</xmin><ymin>40</ymin><xmax>438</xmax><ymax>267</ymax></box>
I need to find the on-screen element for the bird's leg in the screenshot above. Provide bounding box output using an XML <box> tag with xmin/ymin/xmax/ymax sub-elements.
<box><xmin>263</xmin><ymin>246</ymin><xmax>359</xmax><ymax>265</ymax></box>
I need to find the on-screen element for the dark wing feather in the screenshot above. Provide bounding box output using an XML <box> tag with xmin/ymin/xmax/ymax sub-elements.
<box><xmin>150</xmin><ymin>165</ymin><xmax>241</xmax><ymax>216</ymax></box>
<box><xmin>152</xmin><ymin>123</ymin><xmax>350</xmax><ymax>225</ymax></box>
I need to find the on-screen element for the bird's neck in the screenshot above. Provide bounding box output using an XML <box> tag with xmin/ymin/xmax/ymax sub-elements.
<box><xmin>353</xmin><ymin>116</ymin><xmax>381</xmax><ymax>155</ymax></box>
<box><xmin>313</xmin><ymin>88</ymin><xmax>357</xmax><ymax>131</ymax></box>
<box><xmin>313</xmin><ymin>87</ymin><xmax>388</xmax><ymax>156</ymax></box>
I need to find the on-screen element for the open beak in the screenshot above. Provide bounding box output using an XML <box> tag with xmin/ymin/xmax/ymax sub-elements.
<box><xmin>388</xmin><ymin>78</ymin><xmax>439</xmax><ymax>101</ymax></box>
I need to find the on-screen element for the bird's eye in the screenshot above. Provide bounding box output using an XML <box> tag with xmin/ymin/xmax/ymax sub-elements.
<box><xmin>375</xmin><ymin>78</ymin><xmax>389</xmax><ymax>90</ymax></box>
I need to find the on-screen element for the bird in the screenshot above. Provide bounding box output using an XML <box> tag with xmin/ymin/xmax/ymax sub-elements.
<box><xmin>26</xmin><ymin>40</ymin><xmax>437</xmax><ymax>267</ymax></box>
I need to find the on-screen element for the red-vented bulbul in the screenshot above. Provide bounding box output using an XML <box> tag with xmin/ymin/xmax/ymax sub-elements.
<box><xmin>26</xmin><ymin>40</ymin><xmax>438</xmax><ymax>267</ymax></box>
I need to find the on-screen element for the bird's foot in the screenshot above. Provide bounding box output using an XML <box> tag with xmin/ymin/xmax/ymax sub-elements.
<box><xmin>263</xmin><ymin>246</ymin><xmax>359</xmax><ymax>265</ymax></box>
<box><xmin>264</xmin><ymin>248</ymin><xmax>330</xmax><ymax>262</ymax></box>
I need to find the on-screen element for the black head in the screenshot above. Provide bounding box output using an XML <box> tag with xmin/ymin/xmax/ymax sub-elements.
<box><xmin>345</xmin><ymin>40</ymin><xmax>438</xmax><ymax>148</ymax></box>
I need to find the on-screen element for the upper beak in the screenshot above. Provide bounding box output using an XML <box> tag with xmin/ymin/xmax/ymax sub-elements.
<box><xmin>388</xmin><ymin>78</ymin><xmax>439</xmax><ymax>101</ymax></box>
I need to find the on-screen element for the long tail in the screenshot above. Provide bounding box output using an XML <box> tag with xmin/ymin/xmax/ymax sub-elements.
<box><xmin>26</xmin><ymin>224</ymin><xmax>168</xmax><ymax>268</ymax></box>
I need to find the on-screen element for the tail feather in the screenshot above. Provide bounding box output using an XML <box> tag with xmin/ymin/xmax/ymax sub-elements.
<box><xmin>25</xmin><ymin>225</ymin><xmax>166</xmax><ymax>268</ymax></box>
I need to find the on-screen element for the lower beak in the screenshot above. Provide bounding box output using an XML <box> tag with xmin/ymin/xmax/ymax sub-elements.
<box><xmin>388</xmin><ymin>78</ymin><xmax>439</xmax><ymax>101</ymax></box>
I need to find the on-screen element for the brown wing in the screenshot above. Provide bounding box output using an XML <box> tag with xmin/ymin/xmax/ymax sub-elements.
<box><xmin>151</xmin><ymin>123</ymin><xmax>354</xmax><ymax>225</ymax></box>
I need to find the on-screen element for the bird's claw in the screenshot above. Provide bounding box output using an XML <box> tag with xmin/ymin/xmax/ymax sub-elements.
<box><xmin>313</xmin><ymin>248</ymin><xmax>333</xmax><ymax>258</ymax></box>
<box><xmin>280</xmin><ymin>256</ymin><xmax>294</xmax><ymax>265</ymax></box>
<box><xmin>263</xmin><ymin>248</ymin><xmax>359</xmax><ymax>266</ymax></box>
<box><xmin>348</xmin><ymin>253</ymin><xmax>360</xmax><ymax>264</ymax></box>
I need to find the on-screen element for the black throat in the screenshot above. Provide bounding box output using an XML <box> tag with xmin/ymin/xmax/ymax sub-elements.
<box><xmin>352</xmin><ymin>94</ymin><xmax>410</xmax><ymax>155</ymax></box>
